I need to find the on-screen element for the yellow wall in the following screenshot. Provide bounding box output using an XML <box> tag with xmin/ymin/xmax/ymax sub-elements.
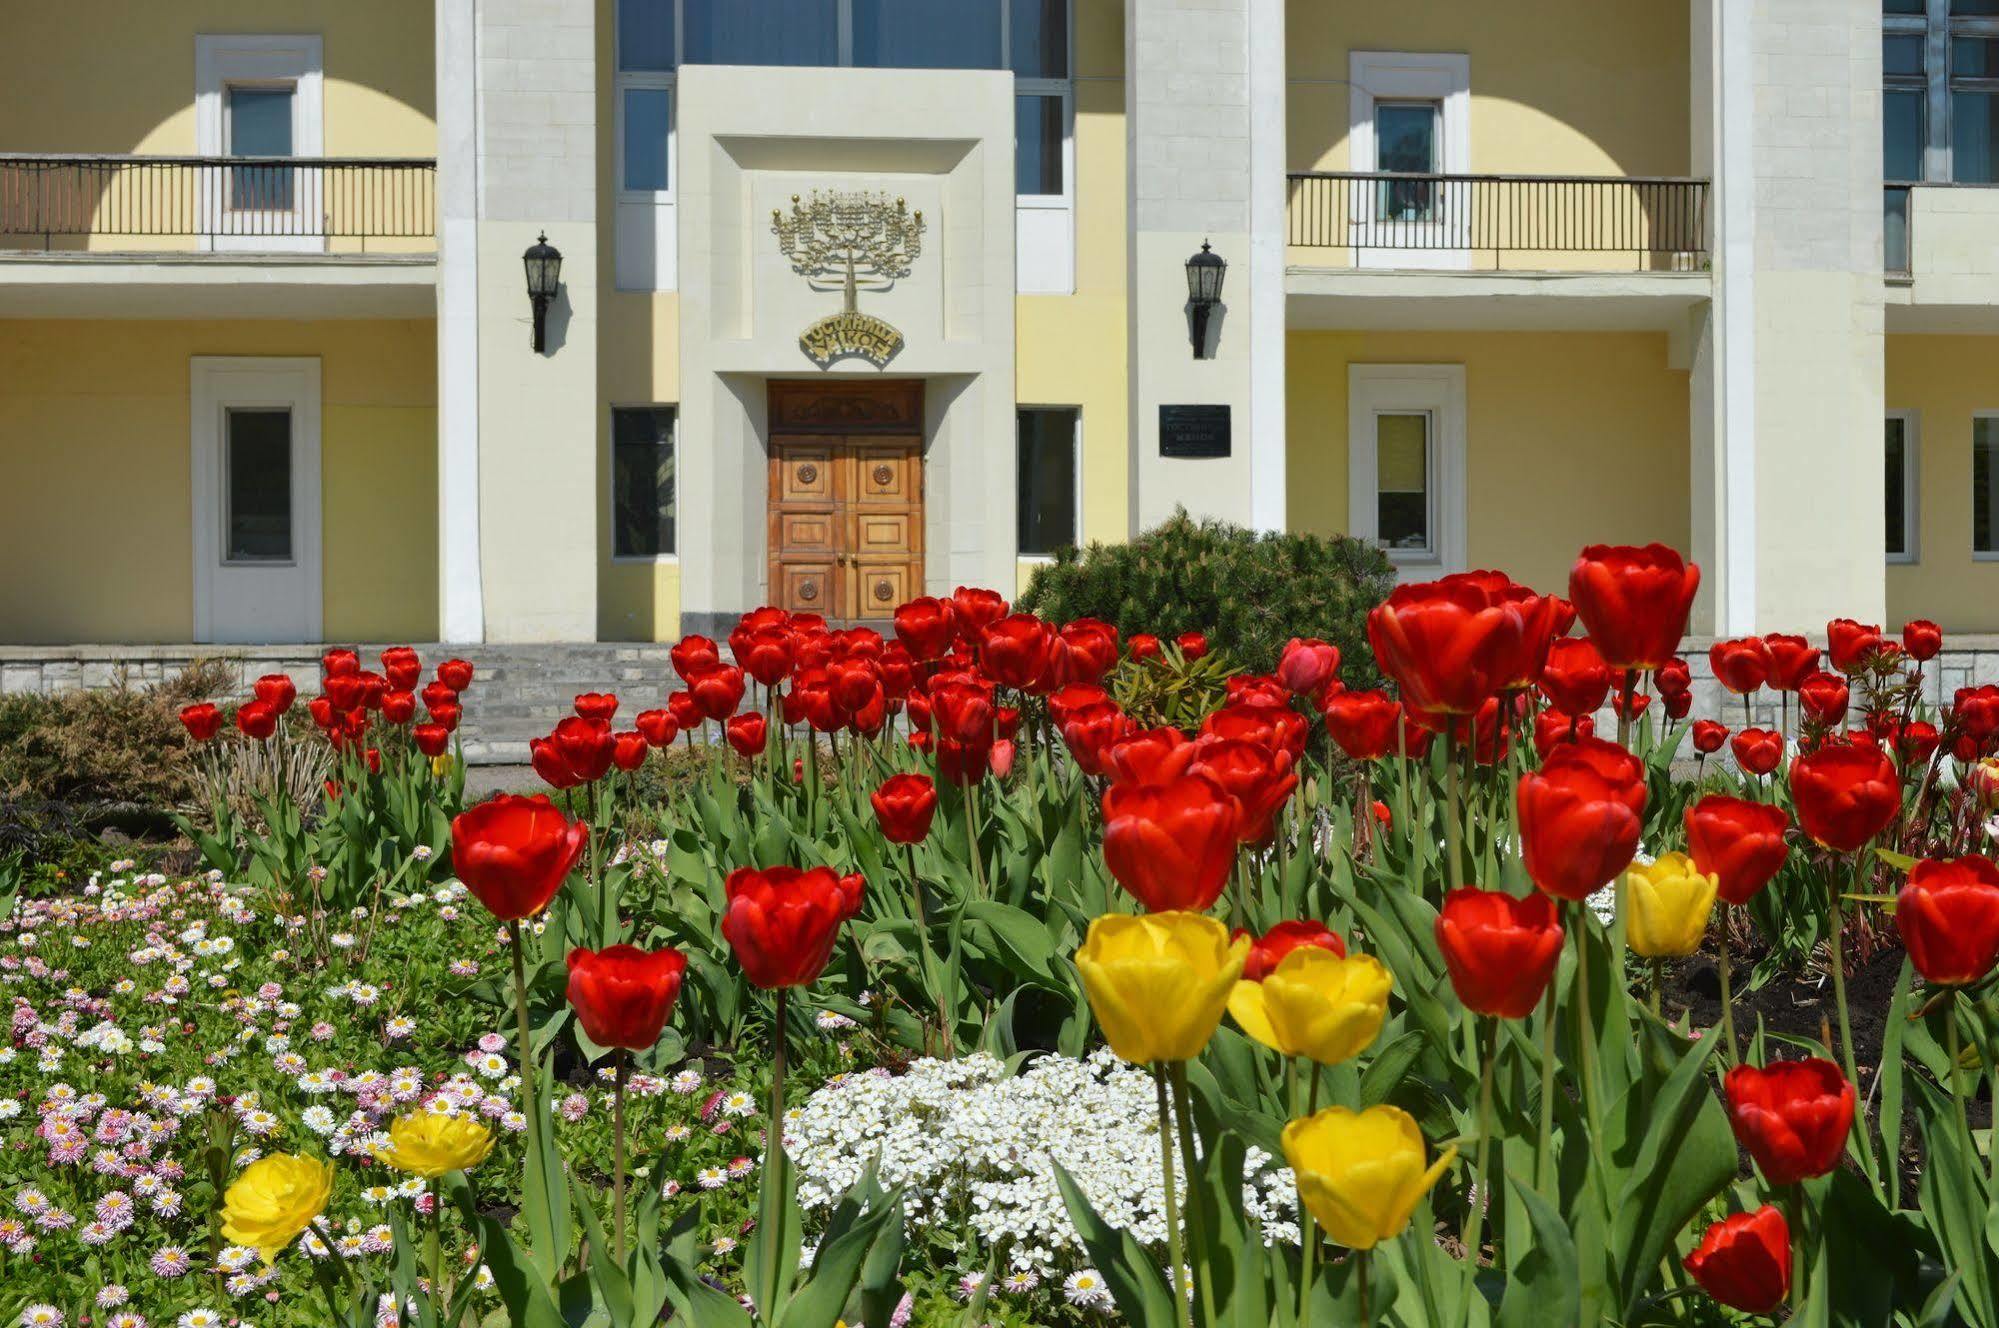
<box><xmin>1886</xmin><ymin>335</ymin><xmax>1999</xmax><ymax>631</ymax></box>
<box><xmin>1286</xmin><ymin>330</ymin><xmax>1690</xmax><ymax>596</ymax></box>
<box><xmin>8</xmin><ymin>4</ymin><xmax>433</xmax><ymax>156</ymax></box>
<box><xmin>1287</xmin><ymin>0</ymin><xmax>1690</xmax><ymax>179</ymax></box>
<box><xmin>0</xmin><ymin>320</ymin><xmax>436</xmax><ymax>645</ymax></box>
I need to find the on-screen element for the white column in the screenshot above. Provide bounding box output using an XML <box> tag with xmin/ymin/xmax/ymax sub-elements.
<box><xmin>1715</xmin><ymin>0</ymin><xmax>1758</xmax><ymax>634</ymax></box>
<box><xmin>1246</xmin><ymin>0</ymin><xmax>1287</xmax><ymax>533</ymax></box>
<box><xmin>434</xmin><ymin>0</ymin><xmax>483</xmax><ymax>642</ymax></box>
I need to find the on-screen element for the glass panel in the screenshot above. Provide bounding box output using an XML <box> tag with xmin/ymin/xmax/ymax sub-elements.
<box><xmin>1954</xmin><ymin>89</ymin><xmax>1999</xmax><ymax>181</ymax></box>
<box><xmin>1015</xmin><ymin>94</ymin><xmax>1064</xmax><ymax>195</ymax></box>
<box><xmin>1977</xmin><ymin>420</ymin><xmax>1999</xmax><ymax>553</ymax></box>
<box><xmin>618</xmin><ymin>0</ymin><xmax>675</xmax><ymax>70</ymax></box>
<box><xmin>227</xmin><ymin>87</ymin><xmax>294</xmax><ymax>210</ymax></box>
<box><xmin>1958</xmin><ymin>36</ymin><xmax>1999</xmax><ymax>77</ymax></box>
<box><xmin>612</xmin><ymin>408</ymin><xmax>676</xmax><ymax>557</ymax></box>
<box><xmin>683</xmin><ymin>0</ymin><xmax>837</xmax><ymax>66</ymax></box>
<box><xmin>1376</xmin><ymin>413</ymin><xmax>1430</xmax><ymax>552</ymax></box>
<box><xmin>1885</xmin><ymin>89</ymin><xmax>1926</xmax><ymax>181</ymax></box>
<box><xmin>1885</xmin><ymin>418</ymin><xmax>1908</xmax><ymax>557</ymax></box>
<box><xmin>853</xmin><ymin>0</ymin><xmax>1002</xmax><ymax>69</ymax></box>
<box><xmin>1956</xmin><ymin>0</ymin><xmax>1999</xmax><ymax>14</ymax></box>
<box><xmin>1011</xmin><ymin>0</ymin><xmax>1068</xmax><ymax>78</ymax></box>
<box><xmin>226</xmin><ymin>409</ymin><xmax>293</xmax><ymax>563</ymax></box>
<box><xmin>1375</xmin><ymin>103</ymin><xmax>1438</xmax><ymax>222</ymax></box>
<box><xmin>622</xmin><ymin>87</ymin><xmax>672</xmax><ymax>192</ymax></box>
<box><xmin>1885</xmin><ymin>0</ymin><xmax>1926</xmax><ymax>11</ymax></box>
<box><xmin>1017</xmin><ymin>409</ymin><xmax>1078</xmax><ymax>555</ymax></box>
<box><xmin>1885</xmin><ymin>34</ymin><xmax>1925</xmax><ymax>77</ymax></box>
<box><xmin>1886</xmin><ymin>187</ymin><xmax>1913</xmax><ymax>273</ymax></box>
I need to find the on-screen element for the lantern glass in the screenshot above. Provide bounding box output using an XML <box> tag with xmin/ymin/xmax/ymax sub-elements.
<box><xmin>523</xmin><ymin>234</ymin><xmax>563</xmax><ymax>299</ymax></box>
<box><xmin>1185</xmin><ymin>241</ymin><xmax>1226</xmax><ymax>304</ymax></box>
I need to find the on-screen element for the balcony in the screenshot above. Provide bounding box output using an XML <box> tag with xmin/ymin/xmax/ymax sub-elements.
<box><xmin>1883</xmin><ymin>183</ymin><xmax>1999</xmax><ymax>332</ymax></box>
<box><xmin>0</xmin><ymin>156</ymin><xmax>436</xmax><ymax>319</ymax></box>
<box><xmin>1284</xmin><ymin>172</ymin><xmax>1711</xmax><ymax>335</ymax></box>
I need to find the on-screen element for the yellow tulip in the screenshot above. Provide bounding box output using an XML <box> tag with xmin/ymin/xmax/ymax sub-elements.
<box><xmin>1075</xmin><ymin>911</ymin><xmax>1248</xmax><ymax>1063</ymax></box>
<box><xmin>377</xmin><ymin>1111</ymin><xmax>495</xmax><ymax>1179</ymax></box>
<box><xmin>1281</xmin><ymin>1105</ymin><xmax>1456</xmax><ymax>1251</ymax></box>
<box><xmin>1623</xmin><ymin>852</ymin><xmax>1718</xmax><ymax>958</ymax></box>
<box><xmin>220</xmin><ymin>1153</ymin><xmax>335</xmax><ymax>1264</ymax></box>
<box><xmin>1227</xmin><ymin>949</ymin><xmax>1391</xmax><ymax>1066</ymax></box>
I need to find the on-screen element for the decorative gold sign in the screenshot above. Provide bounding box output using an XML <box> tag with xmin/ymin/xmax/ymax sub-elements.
<box><xmin>772</xmin><ymin>189</ymin><xmax>925</xmax><ymax>370</ymax></box>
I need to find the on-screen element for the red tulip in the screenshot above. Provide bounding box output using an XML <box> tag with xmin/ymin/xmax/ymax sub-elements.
<box><xmin>322</xmin><ymin>647</ymin><xmax>360</xmax><ymax>678</ymax></box>
<box><xmin>1684</xmin><ymin>1207</ymin><xmax>1791</xmax><ymax>1315</ymax></box>
<box><xmin>871</xmin><ymin>773</ymin><xmax>938</xmax><ymax>843</ymax></box>
<box><xmin>428</xmin><ymin>701</ymin><xmax>462</xmax><ymax>733</ymax></box>
<box><xmin>893</xmin><ymin>597</ymin><xmax>958</xmax><ymax>661</ymax></box>
<box><xmin>1366</xmin><ymin>573</ymin><xmax>1545</xmax><ymax>716</ymax></box>
<box><xmin>1106</xmin><ymin>727</ymin><xmax>1197</xmax><ymax>787</ymax></box>
<box><xmin>1826</xmin><ymin>619</ymin><xmax>1885</xmax><ymax>673</ymax></box>
<box><xmin>1789</xmin><ymin>738</ymin><xmax>1901</xmax><ymax>852</ymax></box>
<box><xmin>1955</xmin><ymin>684</ymin><xmax>1999</xmax><ymax>741</ymax></box>
<box><xmin>1061</xmin><ymin>701</ymin><xmax>1132</xmax><ymax>778</ymax></box>
<box><xmin>1654</xmin><ymin>656</ymin><xmax>1692</xmax><ymax>698</ymax></box>
<box><xmin>1895</xmin><ymin>720</ymin><xmax>1941</xmax><ymax>765</ymax></box>
<box><xmin>534</xmin><ymin>716</ymin><xmax>614</xmax><ymax>787</ymax></box>
<box><xmin>437</xmin><ymin>658</ymin><xmax>475</xmax><ymax>692</ymax></box>
<box><xmin>1730</xmin><ymin>728</ymin><xmax>1784</xmax><ymax>777</ymax></box>
<box><xmin>725</xmin><ymin>713</ymin><xmax>768</xmax><ymax>758</ymax></box>
<box><xmin>1761</xmin><ymin>634</ymin><xmax>1819</xmax><ymax>691</ymax></box>
<box><xmin>235</xmin><ymin>701</ymin><xmax>279</xmax><ymax>741</ymax></box>
<box><xmin>689</xmin><ymin>666</ymin><xmax>746</xmax><ymax>721</ymax></box>
<box><xmin>180</xmin><ymin>703</ymin><xmax>223</xmax><ymax>742</ymax></box>
<box><xmin>1531</xmin><ymin>709</ymin><xmax>1594</xmax><ymax>759</ymax></box>
<box><xmin>1239</xmin><ymin>920</ymin><xmax>1346</xmax><ymax>983</ymax></box>
<box><xmin>721</xmin><ymin>866</ymin><xmax>857</xmax><ymax>989</ymax></box>
<box><xmin>1322</xmin><ymin>689</ymin><xmax>1401</xmax><ymax>760</ymax></box>
<box><xmin>1101</xmin><ymin>773</ymin><xmax>1241</xmax><ymax>912</ymax></box>
<box><xmin>1176</xmin><ymin>631</ymin><xmax>1209</xmax><ymax>660</ymax></box>
<box><xmin>666</xmin><ymin>691</ymin><xmax>704</xmax><ymax>733</ymax></box>
<box><xmin>1897</xmin><ymin>856</ymin><xmax>1999</xmax><ymax>985</ymax></box>
<box><xmin>380</xmin><ymin>646</ymin><xmax>422</xmax><ymax>692</ymax></box>
<box><xmin>450</xmin><ymin>794</ymin><xmax>588</xmax><ymax>921</ymax></box>
<box><xmin>1434</xmin><ymin>887</ymin><xmax>1565</xmax><ymax>1019</ymax></box>
<box><xmin>980</xmin><ymin>615</ymin><xmax>1054</xmax><ymax>691</ymax></box>
<box><xmin>1903</xmin><ymin>619</ymin><xmax>1944</xmax><ymax>662</ymax></box>
<box><xmin>1047</xmin><ymin>683</ymin><xmax>1113</xmax><ymax>731</ymax></box>
<box><xmin>634</xmin><ymin>709</ymin><xmax>678</xmax><ymax>748</ymax></box>
<box><xmin>381</xmin><ymin>691</ymin><xmax>417</xmax><ymax>726</ymax></box>
<box><xmin>1568</xmin><ymin>544</ymin><xmax>1699</xmax><ymax>672</ymax></box>
<box><xmin>1276</xmin><ymin>638</ymin><xmax>1341</xmax><ymax>696</ymax></box>
<box><xmin>1798</xmin><ymin>671</ymin><xmax>1849</xmax><ymax>727</ymax></box>
<box><xmin>1128</xmin><ymin>633</ymin><xmax>1163</xmax><ymax>663</ymax></box>
<box><xmin>421</xmin><ymin>681</ymin><xmax>457</xmax><ymax>713</ymax></box>
<box><xmin>1663</xmin><ymin>688</ymin><xmax>1692</xmax><ymax>720</ymax></box>
<box><xmin>1708</xmin><ymin>638</ymin><xmax>1771</xmax><ymax>695</ymax></box>
<box><xmin>988</xmin><ymin>738</ymin><xmax>1017</xmax><ymax>778</ymax></box>
<box><xmin>735</xmin><ymin>628</ymin><xmax>796</xmax><ymax>689</ymax></box>
<box><xmin>1690</xmin><ymin>719</ymin><xmax>1728</xmax><ymax>755</ymax></box>
<box><xmin>1516</xmin><ymin>737</ymin><xmax>1646</xmax><ymax>901</ymax></box>
<box><xmin>253</xmin><ymin>674</ymin><xmax>297</xmax><ymax>713</ymax></box>
<box><xmin>1684</xmin><ymin>795</ymin><xmax>1790</xmax><ymax>905</ymax></box>
<box><xmin>1538</xmin><ymin>637</ymin><xmax>1611</xmax><ymax>717</ymax></box>
<box><xmin>1226</xmin><ymin>674</ymin><xmax>1293</xmax><ymax>710</ymax></box>
<box><xmin>1203</xmin><ymin>701</ymin><xmax>1309</xmax><ymax>763</ymax></box>
<box><xmin>566</xmin><ymin>944</ymin><xmax>687</xmax><ymax>1051</ymax></box>
<box><xmin>1189</xmin><ymin>737</ymin><xmax>1298</xmax><ymax>844</ymax></box>
<box><xmin>611</xmin><ymin>731</ymin><xmax>648</xmax><ymax>772</ymax></box>
<box><xmin>1610</xmin><ymin>688</ymin><xmax>1650</xmax><ymax>722</ymax></box>
<box><xmin>1048</xmin><ymin>619</ymin><xmax>1121</xmax><ymax>688</ymax></box>
<box><xmin>413</xmin><ymin>723</ymin><xmax>451</xmax><ymax>758</ymax></box>
<box><xmin>1724</xmin><ymin>1058</ymin><xmax>1855</xmax><ymax>1185</ymax></box>
<box><xmin>574</xmin><ymin>692</ymin><xmax>619</xmax><ymax>723</ymax></box>
<box><xmin>670</xmin><ymin>635</ymin><xmax>721</xmax><ymax>683</ymax></box>
<box><xmin>950</xmin><ymin>586</ymin><xmax>1010</xmax><ymax>643</ymax></box>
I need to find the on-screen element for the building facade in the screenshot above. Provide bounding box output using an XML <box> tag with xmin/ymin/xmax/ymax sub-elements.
<box><xmin>0</xmin><ymin>0</ymin><xmax>1984</xmax><ymax>653</ymax></box>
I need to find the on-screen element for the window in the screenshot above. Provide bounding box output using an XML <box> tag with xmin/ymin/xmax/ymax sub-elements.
<box><xmin>1885</xmin><ymin>35</ymin><xmax>1926</xmax><ymax>182</ymax></box>
<box><xmin>225</xmin><ymin>408</ymin><xmax>295</xmax><ymax>563</ymax></box>
<box><xmin>1956</xmin><ymin>35</ymin><xmax>1999</xmax><ymax>181</ymax></box>
<box><xmin>684</xmin><ymin>0</ymin><xmax>838</xmax><ymax>66</ymax></box>
<box><xmin>226</xmin><ymin>86</ymin><xmax>295</xmax><ymax>209</ymax></box>
<box><xmin>1348</xmin><ymin>365</ymin><xmax>1466</xmax><ymax>575</ymax></box>
<box><xmin>1977</xmin><ymin>417</ymin><xmax>1999</xmax><ymax>556</ymax></box>
<box><xmin>196</xmin><ymin>37</ymin><xmax>322</xmax><ymax>248</ymax></box>
<box><xmin>1348</xmin><ymin>52</ymin><xmax>1470</xmax><ymax>268</ymax></box>
<box><xmin>1883</xmin><ymin>0</ymin><xmax>1999</xmax><ymax>183</ymax></box>
<box><xmin>1017</xmin><ymin>408</ymin><xmax>1079</xmax><ymax>556</ymax></box>
<box><xmin>1885</xmin><ymin>412</ymin><xmax>1918</xmax><ymax>563</ymax></box>
<box><xmin>1374</xmin><ymin>101</ymin><xmax>1439</xmax><ymax>221</ymax></box>
<box><xmin>853</xmin><ymin>0</ymin><xmax>1002</xmax><ymax>69</ymax></box>
<box><xmin>612</xmin><ymin>407</ymin><xmax>677</xmax><ymax>559</ymax></box>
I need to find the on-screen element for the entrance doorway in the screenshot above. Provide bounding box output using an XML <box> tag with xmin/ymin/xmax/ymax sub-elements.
<box><xmin>766</xmin><ymin>379</ymin><xmax>924</xmax><ymax>621</ymax></box>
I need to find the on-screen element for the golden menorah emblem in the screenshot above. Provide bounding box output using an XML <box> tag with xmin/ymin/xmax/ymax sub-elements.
<box><xmin>772</xmin><ymin>189</ymin><xmax>925</xmax><ymax>369</ymax></box>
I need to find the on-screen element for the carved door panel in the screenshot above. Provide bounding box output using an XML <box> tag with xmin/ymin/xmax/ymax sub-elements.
<box><xmin>845</xmin><ymin>440</ymin><xmax>923</xmax><ymax>617</ymax></box>
<box><xmin>768</xmin><ymin>438</ymin><xmax>844</xmax><ymax>617</ymax></box>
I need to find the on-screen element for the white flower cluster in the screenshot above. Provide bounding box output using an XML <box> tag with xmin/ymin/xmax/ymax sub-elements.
<box><xmin>785</xmin><ymin>1051</ymin><xmax>1297</xmax><ymax>1277</ymax></box>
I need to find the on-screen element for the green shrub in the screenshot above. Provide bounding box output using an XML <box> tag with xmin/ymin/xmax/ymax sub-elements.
<box><xmin>0</xmin><ymin>659</ymin><xmax>231</xmax><ymax>817</ymax></box>
<box><xmin>1018</xmin><ymin>510</ymin><xmax>1394</xmax><ymax>682</ymax></box>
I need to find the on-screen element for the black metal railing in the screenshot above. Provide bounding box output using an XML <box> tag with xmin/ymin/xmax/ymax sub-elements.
<box><xmin>0</xmin><ymin>156</ymin><xmax>436</xmax><ymax>249</ymax></box>
<box><xmin>1885</xmin><ymin>185</ymin><xmax>1913</xmax><ymax>278</ymax></box>
<box><xmin>1287</xmin><ymin>172</ymin><xmax>1710</xmax><ymax>269</ymax></box>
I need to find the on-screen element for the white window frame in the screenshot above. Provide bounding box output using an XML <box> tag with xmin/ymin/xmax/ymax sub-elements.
<box><xmin>1975</xmin><ymin>411</ymin><xmax>1999</xmax><ymax>561</ymax></box>
<box><xmin>1886</xmin><ymin>409</ymin><xmax>1920</xmax><ymax>565</ymax></box>
<box><xmin>614</xmin><ymin>2</ymin><xmax>679</xmax><ymax>292</ymax></box>
<box><xmin>1016</xmin><ymin>404</ymin><xmax>1083</xmax><ymax>561</ymax></box>
<box><xmin>190</xmin><ymin>357</ymin><xmax>323</xmax><ymax>643</ymax></box>
<box><xmin>609</xmin><ymin>404</ymin><xmax>681</xmax><ymax>564</ymax></box>
<box><xmin>195</xmin><ymin>35</ymin><xmax>324</xmax><ymax>253</ymax></box>
<box><xmin>1348</xmin><ymin>364</ymin><xmax>1466</xmax><ymax>578</ymax></box>
<box><xmin>1347</xmin><ymin>51</ymin><xmax>1470</xmax><ymax>270</ymax></box>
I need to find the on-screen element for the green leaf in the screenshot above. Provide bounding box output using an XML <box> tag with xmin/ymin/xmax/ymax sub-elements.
<box><xmin>443</xmin><ymin>1172</ymin><xmax>566</xmax><ymax>1328</ymax></box>
<box><xmin>1497</xmin><ymin>1171</ymin><xmax>1579</xmax><ymax>1328</ymax></box>
<box><xmin>1609</xmin><ymin>1029</ymin><xmax>1734</xmax><ymax>1317</ymax></box>
<box><xmin>772</xmin><ymin>1188</ymin><xmax>904</xmax><ymax>1328</ymax></box>
<box><xmin>1053</xmin><ymin>1162</ymin><xmax>1181</xmax><ymax>1328</ymax></box>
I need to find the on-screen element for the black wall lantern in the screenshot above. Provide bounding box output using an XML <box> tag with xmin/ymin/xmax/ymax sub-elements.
<box><xmin>523</xmin><ymin>231</ymin><xmax>563</xmax><ymax>353</ymax></box>
<box><xmin>1185</xmin><ymin>239</ymin><xmax>1227</xmax><ymax>359</ymax></box>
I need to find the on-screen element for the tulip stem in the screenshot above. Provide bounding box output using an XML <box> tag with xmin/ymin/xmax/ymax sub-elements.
<box><xmin>1649</xmin><ymin>959</ymin><xmax>1663</xmax><ymax>1017</ymax></box>
<box><xmin>765</xmin><ymin>987</ymin><xmax>789</xmax><ymax>1320</ymax></box>
<box><xmin>1298</xmin><ymin>1062</ymin><xmax>1322</xmax><ymax>1328</ymax></box>
<box><xmin>1357</xmin><ymin>1248</ymin><xmax>1373</xmax><ymax>1327</ymax></box>
<box><xmin>506</xmin><ymin>919</ymin><xmax>541</xmax><ymax>1189</ymax></box>
<box><xmin>1459</xmin><ymin>1018</ymin><xmax>1495</xmax><ymax>1325</ymax></box>
<box><xmin>1948</xmin><ymin>989</ymin><xmax>1975</xmax><ymax>1153</ymax></box>
<box><xmin>613</xmin><ymin>1049</ymin><xmax>629</xmax><ymax>1266</ymax></box>
<box><xmin>428</xmin><ymin>1190</ymin><xmax>447</xmax><ymax>1322</ymax></box>
<box><xmin>1569</xmin><ymin>906</ymin><xmax>1609</xmax><ymax>1183</ymax></box>
<box><xmin>964</xmin><ymin>782</ymin><xmax>989</xmax><ymax>898</ymax></box>
<box><xmin>1153</xmin><ymin>1065</ymin><xmax>1192</xmax><ymax>1328</ymax></box>
<box><xmin>1616</xmin><ymin>669</ymin><xmax>1636</xmax><ymax>751</ymax></box>
<box><xmin>1167</xmin><ymin>1062</ymin><xmax>1217</xmax><ymax>1328</ymax></box>
<box><xmin>907</xmin><ymin>842</ymin><xmax>953</xmax><ymax>1057</ymax></box>
<box><xmin>1534</xmin><ymin>974</ymin><xmax>1559</xmax><ymax>1197</ymax></box>
<box><xmin>1394</xmin><ymin>723</ymin><xmax>1412</xmax><ymax>848</ymax></box>
<box><xmin>1443</xmin><ymin>735</ymin><xmax>1464</xmax><ymax>893</ymax></box>
<box><xmin>1829</xmin><ymin>856</ymin><xmax>1878</xmax><ymax>1180</ymax></box>
<box><xmin>1716</xmin><ymin>925</ymin><xmax>1740</xmax><ymax>1067</ymax></box>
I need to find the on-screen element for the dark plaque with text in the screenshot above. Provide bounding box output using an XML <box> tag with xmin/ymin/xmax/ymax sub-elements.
<box><xmin>1158</xmin><ymin>404</ymin><xmax>1232</xmax><ymax>458</ymax></box>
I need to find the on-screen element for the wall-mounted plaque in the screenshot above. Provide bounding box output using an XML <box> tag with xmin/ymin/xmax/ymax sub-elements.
<box><xmin>1159</xmin><ymin>404</ymin><xmax>1232</xmax><ymax>458</ymax></box>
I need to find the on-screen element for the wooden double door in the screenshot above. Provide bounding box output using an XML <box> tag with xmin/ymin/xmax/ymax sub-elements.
<box><xmin>766</xmin><ymin>379</ymin><xmax>925</xmax><ymax>621</ymax></box>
